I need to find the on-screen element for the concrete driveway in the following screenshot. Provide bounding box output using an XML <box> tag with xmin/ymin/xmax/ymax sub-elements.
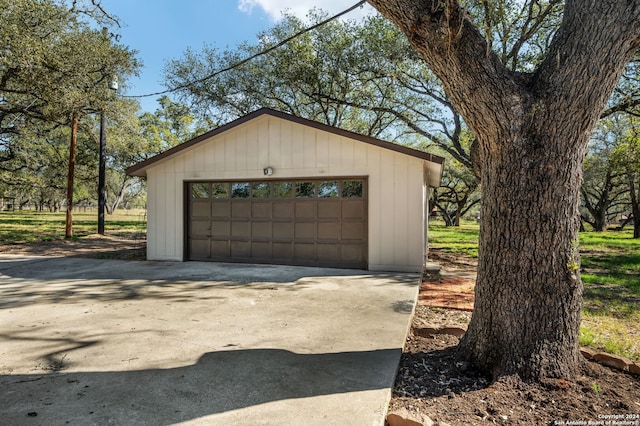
<box><xmin>0</xmin><ymin>256</ymin><xmax>419</xmax><ymax>425</ymax></box>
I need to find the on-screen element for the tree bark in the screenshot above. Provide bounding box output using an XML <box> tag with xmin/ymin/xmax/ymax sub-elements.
<box><xmin>369</xmin><ymin>0</ymin><xmax>640</xmax><ymax>381</ymax></box>
<box><xmin>65</xmin><ymin>112</ymin><xmax>79</xmax><ymax>239</ymax></box>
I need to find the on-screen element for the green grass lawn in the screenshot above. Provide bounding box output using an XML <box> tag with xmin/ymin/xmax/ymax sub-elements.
<box><xmin>429</xmin><ymin>219</ymin><xmax>640</xmax><ymax>362</ymax></box>
<box><xmin>0</xmin><ymin>209</ymin><xmax>146</xmax><ymax>243</ymax></box>
<box><xmin>428</xmin><ymin>220</ymin><xmax>480</xmax><ymax>257</ymax></box>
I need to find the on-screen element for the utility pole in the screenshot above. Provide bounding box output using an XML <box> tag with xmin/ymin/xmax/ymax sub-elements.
<box><xmin>98</xmin><ymin>109</ymin><xmax>107</xmax><ymax>235</ymax></box>
<box><xmin>97</xmin><ymin>27</ymin><xmax>117</xmax><ymax>235</ymax></box>
<box><xmin>66</xmin><ymin>112</ymin><xmax>79</xmax><ymax>239</ymax></box>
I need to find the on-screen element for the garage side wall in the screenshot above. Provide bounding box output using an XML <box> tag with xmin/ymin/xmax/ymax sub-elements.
<box><xmin>145</xmin><ymin>115</ymin><xmax>426</xmax><ymax>272</ymax></box>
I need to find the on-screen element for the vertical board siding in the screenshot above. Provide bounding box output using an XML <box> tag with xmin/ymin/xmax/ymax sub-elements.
<box><xmin>291</xmin><ymin>123</ymin><xmax>304</xmax><ymax>169</ymax></box>
<box><xmin>354</xmin><ymin>140</ymin><xmax>368</xmax><ymax>169</ymax></box>
<box><xmin>303</xmin><ymin>126</ymin><xmax>316</xmax><ymax>169</ymax></box>
<box><xmin>144</xmin><ymin>115</ymin><xmax>428</xmax><ymax>270</ymax></box>
<box><xmin>268</xmin><ymin>118</ymin><xmax>280</xmax><ymax>167</ymax></box>
<box><xmin>316</xmin><ymin>130</ymin><xmax>330</xmax><ymax>169</ymax></box>
<box><xmin>341</xmin><ymin>136</ymin><xmax>355</xmax><ymax>170</ymax></box>
<box><xmin>181</xmin><ymin>149</ymin><xmax>193</xmax><ymax>173</ymax></box>
<box><xmin>193</xmin><ymin>145</ymin><xmax>205</xmax><ymax>173</ymax></box>
<box><xmin>279</xmin><ymin>120</ymin><xmax>293</xmax><ymax>169</ymax></box>
<box><xmin>365</xmin><ymin>146</ymin><xmax>382</xmax><ymax>267</ymax></box>
<box><xmin>393</xmin><ymin>155</ymin><xmax>409</xmax><ymax>265</ymax></box>
<box><xmin>155</xmin><ymin>170</ymin><xmax>166</xmax><ymax>258</ymax></box>
<box><xmin>246</xmin><ymin>121</ymin><xmax>259</xmax><ymax>171</ymax></box>
<box><xmin>407</xmin><ymin>162</ymin><xmax>425</xmax><ymax>266</ymax></box>
<box><xmin>146</xmin><ymin>168</ymin><xmax>158</xmax><ymax>259</ymax></box>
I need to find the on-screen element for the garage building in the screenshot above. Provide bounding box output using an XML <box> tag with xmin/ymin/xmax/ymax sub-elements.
<box><xmin>126</xmin><ymin>108</ymin><xmax>444</xmax><ymax>272</ymax></box>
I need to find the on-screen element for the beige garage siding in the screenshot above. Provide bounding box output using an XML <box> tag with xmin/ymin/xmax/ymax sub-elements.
<box><xmin>144</xmin><ymin>114</ymin><xmax>429</xmax><ymax>272</ymax></box>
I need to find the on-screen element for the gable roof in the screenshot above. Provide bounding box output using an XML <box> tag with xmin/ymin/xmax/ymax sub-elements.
<box><xmin>126</xmin><ymin>108</ymin><xmax>445</xmax><ymax>183</ymax></box>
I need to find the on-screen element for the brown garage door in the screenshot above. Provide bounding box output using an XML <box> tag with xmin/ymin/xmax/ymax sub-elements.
<box><xmin>186</xmin><ymin>178</ymin><xmax>368</xmax><ymax>269</ymax></box>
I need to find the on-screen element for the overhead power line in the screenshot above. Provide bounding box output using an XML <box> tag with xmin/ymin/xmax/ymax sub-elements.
<box><xmin>126</xmin><ymin>0</ymin><xmax>367</xmax><ymax>99</ymax></box>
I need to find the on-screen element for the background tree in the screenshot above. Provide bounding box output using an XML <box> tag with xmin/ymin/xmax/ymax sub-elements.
<box><xmin>612</xmin><ymin>117</ymin><xmax>640</xmax><ymax>237</ymax></box>
<box><xmin>434</xmin><ymin>161</ymin><xmax>480</xmax><ymax>226</ymax></box>
<box><xmin>603</xmin><ymin>56</ymin><xmax>640</xmax><ymax>118</ymax></box>
<box><xmin>0</xmin><ymin>122</ymin><xmax>98</xmax><ymax>210</ymax></box>
<box><xmin>1</xmin><ymin>0</ymin><xmax>140</xmax><ymax>235</ymax></box>
<box><xmin>96</xmin><ymin>96</ymin><xmax>205</xmax><ymax>213</ymax></box>
<box><xmin>368</xmin><ymin>0</ymin><xmax>640</xmax><ymax>381</ymax></box>
<box><xmin>580</xmin><ymin>119</ymin><xmax>630</xmax><ymax>231</ymax></box>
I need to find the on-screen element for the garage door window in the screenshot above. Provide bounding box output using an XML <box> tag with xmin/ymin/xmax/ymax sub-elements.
<box><xmin>231</xmin><ymin>183</ymin><xmax>250</xmax><ymax>198</ymax></box>
<box><xmin>295</xmin><ymin>181</ymin><xmax>315</xmax><ymax>198</ymax></box>
<box><xmin>192</xmin><ymin>183</ymin><xmax>210</xmax><ymax>198</ymax></box>
<box><xmin>273</xmin><ymin>182</ymin><xmax>293</xmax><ymax>198</ymax></box>
<box><xmin>252</xmin><ymin>182</ymin><xmax>270</xmax><ymax>198</ymax></box>
<box><xmin>342</xmin><ymin>180</ymin><xmax>363</xmax><ymax>198</ymax></box>
<box><xmin>212</xmin><ymin>183</ymin><xmax>229</xmax><ymax>199</ymax></box>
<box><xmin>319</xmin><ymin>181</ymin><xmax>339</xmax><ymax>198</ymax></box>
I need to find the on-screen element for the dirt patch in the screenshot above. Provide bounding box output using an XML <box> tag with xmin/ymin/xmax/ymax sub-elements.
<box><xmin>419</xmin><ymin>276</ymin><xmax>475</xmax><ymax>311</ymax></box>
<box><xmin>389</xmin><ymin>252</ymin><xmax>640</xmax><ymax>425</ymax></box>
<box><xmin>391</xmin><ymin>308</ymin><xmax>640</xmax><ymax>425</ymax></box>
<box><xmin>0</xmin><ymin>231</ymin><xmax>146</xmax><ymax>260</ymax></box>
<box><xmin>428</xmin><ymin>248</ymin><xmax>478</xmax><ymax>272</ymax></box>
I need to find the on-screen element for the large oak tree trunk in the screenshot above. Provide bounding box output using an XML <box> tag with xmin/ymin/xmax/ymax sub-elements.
<box><xmin>369</xmin><ymin>0</ymin><xmax>640</xmax><ymax>381</ymax></box>
<box><xmin>463</xmin><ymin>126</ymin><xmax>585</xmax><ymax>380</ymax></box>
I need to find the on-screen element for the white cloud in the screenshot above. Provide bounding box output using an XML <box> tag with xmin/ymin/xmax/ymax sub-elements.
<box><xmin>237</xmin><ymin>0</ymin><xmax>257</xmax><ymax>14</ymax></box>
<box><xmin>237</xmin><ymin>0</ymin><xmax>375</xmax><ymax>22</ymax></box>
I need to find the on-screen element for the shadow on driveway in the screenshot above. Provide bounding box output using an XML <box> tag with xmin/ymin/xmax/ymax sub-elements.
<box><xmin>0</xmin><ymin>256</ymin><xmax>418</xmax><ymax>310</ymax></box>
<box><xmin>1</xmin><ymin>348</ymin><xmax>399</xmax><ymax>425</ymax></box>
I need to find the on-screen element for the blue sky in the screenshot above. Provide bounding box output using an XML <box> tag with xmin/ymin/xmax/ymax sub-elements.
<box><xmin>98</xmin><ymin>0</ymin><xmax>375</xmax><ymax>112</ymax></box>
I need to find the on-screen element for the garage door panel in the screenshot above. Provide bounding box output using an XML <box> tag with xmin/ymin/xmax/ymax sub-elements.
<box><xmin>273</xmin><ymin>222</ymin><xmax>293</xmax><ymax>239</ymax></box>
<box><xmin>252</xmin><ymin>202</ymin><xmax>271</xmax><ymax>219</ymax></box>
<box><xmin>211</xmin><ymin>221</ymin><xmax>230</xmax><ymax>238</ymax></box>
<box><xmin>294</xmin><ymin>243</ymin><xmax>315</xmax><ymax>260</ymax></box>
<box><xmin>342</xmin><ymin>244</ymin><xmax>365</xmax><ymax>263</ymax></box>
<box><xmin>252</xmin><ymin>222</ymin><xmax>272</xmax><ymax>239</ymax></box>
<box><xmin>295</xmin><ymin>222</ymin><xmax>316</xmax><ymax>239</ymax></box>
<box><xmin>212</xmin><ymin>202</ymin><xmax>230</xmax><ymax>218</ymax></box>
<box><xmin>342</xmin><ymin>200</ymin><xmax>365</xmax><ymax>219</ymax></box>
<box><xmin>231</xmin><ymin>241</ymin><xmax>250</xmax><ymax>257</ymax></box>
<box><xmin>318</xmin><ymin>222</ymin><xmax>340</xmax><ymax>239</ymax></box>
<box><xmin>231</xmin><ymin>221</ymin><xmax>250</xmax><ymax>238</ymax></box>
<box><xmin>317</xmin><ymin>244</ymin><xmax>340</xmax><ymax>261</ymax></box>
<box><xmin>295</xmin><ymin>202</ymin><xmax>316</xmax><ymax>219</ymax></box>
<box><xmin>252</xmin><ymin>242</ymin><xmax>271</xmax><ymax>258</ymax></box>
<box><xmin>188</xmin><ymin>179</ymin><xmax>367</xmax><ymax>269</ymax></box>
<box><xmin>273</xmin><ymin>202</ymin><xmax>294</xmax><ymax>219</ymax></box>
<box><xmin>211</xmin><ymin>240</ymin><xmax>230</xmax><ymax>257</ymax></box>
<box><xmin>273</xmin><ymin>242</ymin><xmax>292</xmax><ymax>259</ymax></box>
<box><xmin>318</xmin><ymin>201</ymin><xmax>341</xmax><ymax>219</ymax></box>
<box><xmin>190</xmin><ymin>239</ymin><xmax>210</xmax><ymax>259</ymax></box>
<box><xmin>191</xmin><ymin>220</ymin><xmax>210</xmax><ymax>236</ymax></box>
<box><xmin>192</xmin><ymin>201</ymin><xmax>211</xmax><ymax>218</ymax></box>
<box><xmin>231</xmin><ymin>202</ymin><xmax>251</xmax><ymax>218</ymax></box>
<box><xmin>342</xmin><ymin>222</ymin><xmax>365</xmax><ymax>240</ymax></box>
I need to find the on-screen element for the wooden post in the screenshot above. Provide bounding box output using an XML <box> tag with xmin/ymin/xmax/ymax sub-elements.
<box><xmin>65</xmin><ymin>112</ymin><xmax>79</xmax><ymax>239</ymax></box>
<box><xmin>98</xmin><ymin>109</ymin><xmax>106</xmax><ymax>235</ymax></box>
